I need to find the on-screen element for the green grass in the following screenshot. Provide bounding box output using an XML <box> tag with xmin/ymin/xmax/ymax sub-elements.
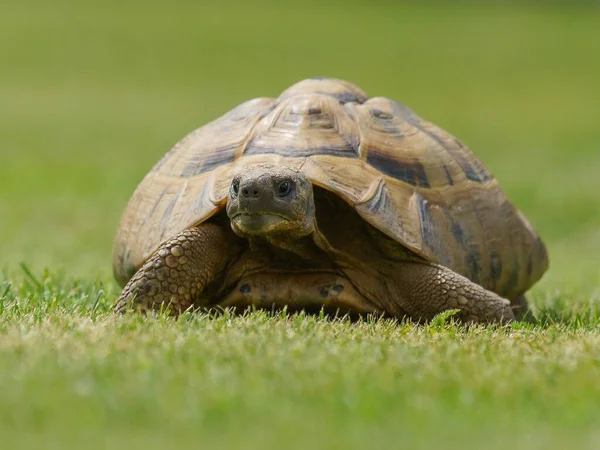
<box><xmin>1</xmin><ymin>0</ymin><xmax>600</xmax><ymax>448</ymax></box>
<box><xmin>1</xmin><ymin>274</ymin><xmax>600</xmax><ymax>450</ymax></box>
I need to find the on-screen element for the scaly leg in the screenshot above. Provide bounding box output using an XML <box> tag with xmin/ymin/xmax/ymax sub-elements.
<box><xmin>114</xmin><ymin>223</ymin><xmax>237</xmax><ymax>314</ymax></box>
<box><xmin>390</xmin><ymin>260</ymin><xmax>515</xmax><ymax>324</ymax></box>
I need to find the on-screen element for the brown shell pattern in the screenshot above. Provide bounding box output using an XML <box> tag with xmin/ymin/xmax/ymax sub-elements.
<box><xmin>113</xmin><ymin>77</ymin><xmax>548</xmax><ymax>298</ymax></box>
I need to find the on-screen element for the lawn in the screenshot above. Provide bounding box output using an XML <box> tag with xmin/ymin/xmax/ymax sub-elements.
<box><xmin>1</xmin><ymin>0</ymin><xmax>599</xmax><ymax>448</ymax></box>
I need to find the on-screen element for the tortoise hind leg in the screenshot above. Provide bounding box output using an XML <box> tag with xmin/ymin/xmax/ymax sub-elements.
<box><xmin>386</xmin><ymin>260</ymin><xmax>515</xmax><ymax>324</ymax></box>
<box><xmin>511</xmin><ymin>294</ymin><xmax>534</xmax><ymax>323</ymax></box>
<box><xmin>114</xmin><ymin>223</ymin><xmax>239</xmax><ymax>314</ymax></box>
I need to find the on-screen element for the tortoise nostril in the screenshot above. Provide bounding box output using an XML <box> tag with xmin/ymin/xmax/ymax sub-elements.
<box><xmin>241</xmin><ymin>185</ymin><xmax>262</xmax><ymax>199</ymax></box>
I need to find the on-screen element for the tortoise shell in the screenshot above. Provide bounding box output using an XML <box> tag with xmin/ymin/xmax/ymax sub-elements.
<box><xmin>113</xmin><ymin>78</ymin><xmax>548</xmax><ymax>298</ymax></box>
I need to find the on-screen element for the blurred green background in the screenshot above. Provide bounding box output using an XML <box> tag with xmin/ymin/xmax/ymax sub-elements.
<box><xmin>1</xmin><ymin>0</ymin><xmax>599</xmax><ymax>301</ymax></box>
<box><xmin>1</xmin><ymin>2</ymin><xmax>600</xmax><ymax>449</ymax></box>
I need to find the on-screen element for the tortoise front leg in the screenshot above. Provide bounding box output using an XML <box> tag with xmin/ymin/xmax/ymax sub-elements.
<box><xmin>390</xmin><ymin>261</ymin><xmax>515</xmax><ymax>324</ymax></box>
<box><xmin>114</xmin><ymin>223</ymin><xmax>237</xmax><ymax>314</ymax></box>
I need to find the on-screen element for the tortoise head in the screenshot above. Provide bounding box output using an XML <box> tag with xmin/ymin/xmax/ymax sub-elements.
<box><xmin>226</xmin><ymin>164</ymin><xmax>315</xmax><ymax>238</ymax></box>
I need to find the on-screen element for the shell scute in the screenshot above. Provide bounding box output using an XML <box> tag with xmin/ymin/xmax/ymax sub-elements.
<box><xmin>243</xmin><ymin>94</ymin><xmax>359</xmax><ymax>159</ymax></box>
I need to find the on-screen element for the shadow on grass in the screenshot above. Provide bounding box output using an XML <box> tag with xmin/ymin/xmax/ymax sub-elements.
<box><xmin>1</xmin><ymin>267</ymin><xmax>598</xmax><ymax>331</ymax></box>
<box><xmin>532</xmin><ymin>297</ymin><xmax>600</xmax><ymax>330</ymax></box>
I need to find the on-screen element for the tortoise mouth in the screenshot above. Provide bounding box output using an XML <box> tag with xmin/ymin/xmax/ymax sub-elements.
<box><xmin>230</xmin><ymin>213</ymin><xmax>290</xmax><ymax>235</ymax></box>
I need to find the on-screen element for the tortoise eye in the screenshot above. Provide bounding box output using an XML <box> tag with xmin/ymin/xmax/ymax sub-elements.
<box><xmin>231</xmin><ymin>180</ymin><xmax>240</xmax><ymax>197</ymax></box>
<box><xmin>277</xmin><ymin>180</ymin><xmax>292</xmax><ymax>197</ymax></box>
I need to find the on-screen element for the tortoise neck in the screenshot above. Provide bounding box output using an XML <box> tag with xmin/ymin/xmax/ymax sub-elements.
<box><xmin>247</xmin><ymin>218</ymin><xmax>327</xmax><ymax>260</ymax></box>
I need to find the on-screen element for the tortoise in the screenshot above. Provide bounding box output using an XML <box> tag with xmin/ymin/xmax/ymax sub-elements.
<box><xmin>112</xmin><ymin>77</ymin><xmax>548</xmax><ymax>324</ymax></box>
